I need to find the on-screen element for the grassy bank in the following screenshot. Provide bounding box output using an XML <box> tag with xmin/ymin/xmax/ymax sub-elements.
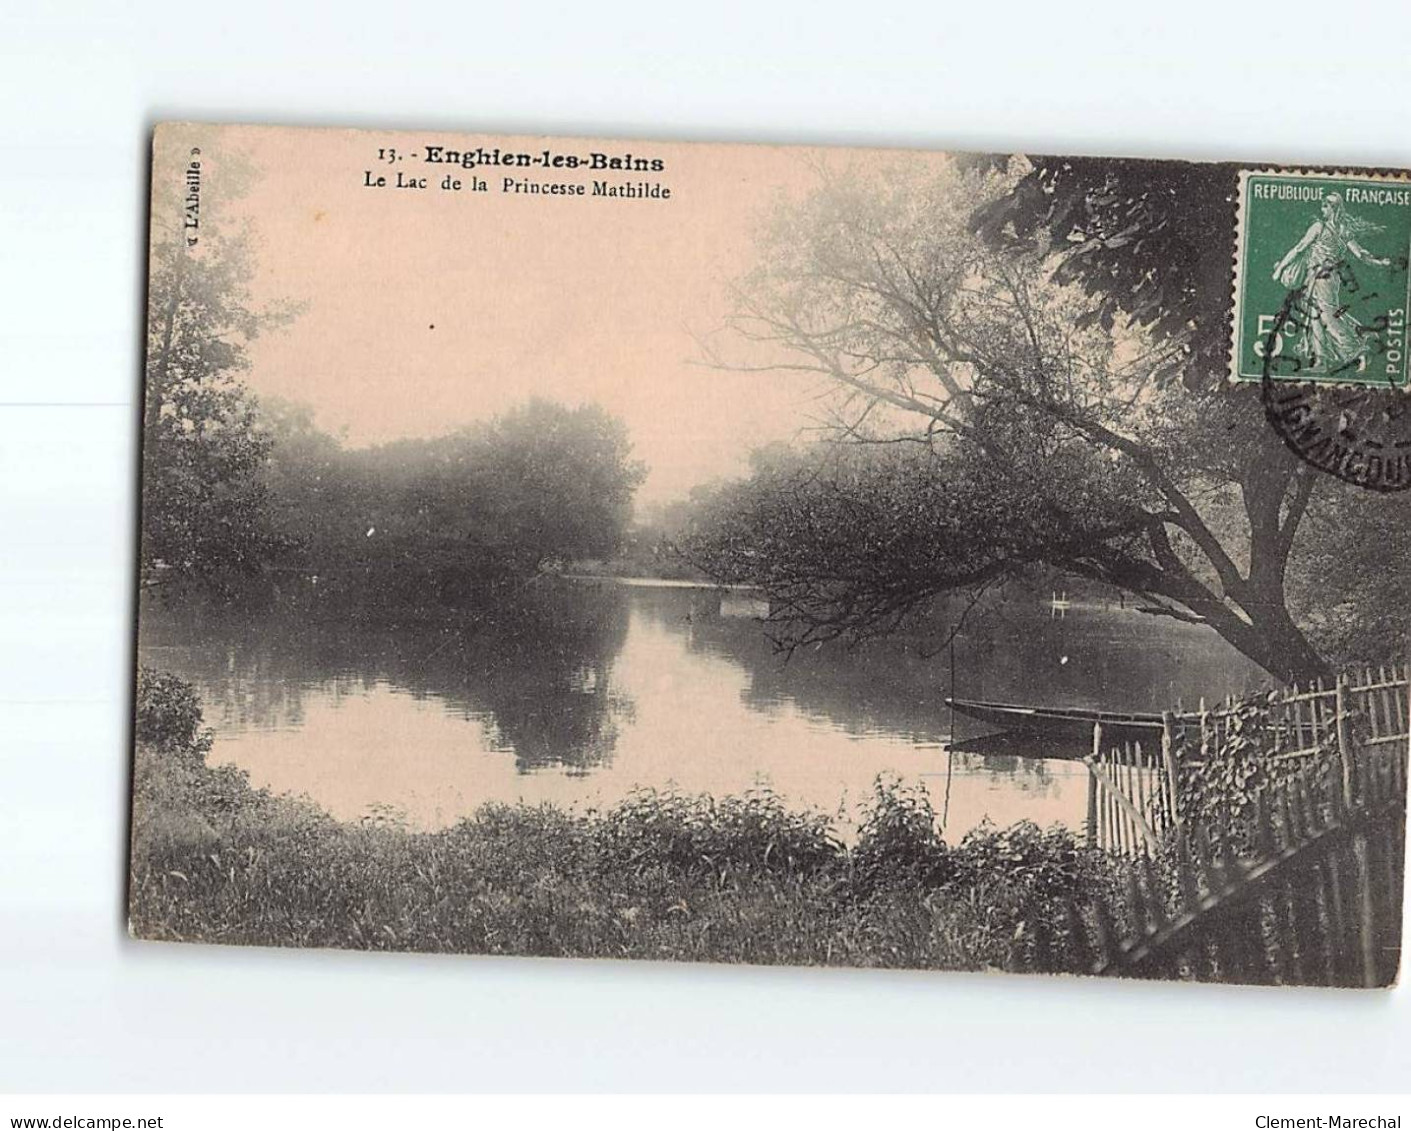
<box><xmin>129</xmin><ymin>669</ymin><xmax>1118</xmax><ymax>972</ymax></box>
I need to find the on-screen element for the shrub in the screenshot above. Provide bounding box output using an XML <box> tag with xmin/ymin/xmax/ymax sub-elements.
<box><xmin>942</xmin><ymin>819</ymin><xmax>1113</xmax><ymax>973</ymax></box>
<box><xmin>594</xmin><ymin>786</ymin><xmax>841</xmax><ymax>883</ymax></box>
<box><xmin>849</xmin><ymin>775</ymin><xmax>951</xmax><ymax>895</ymax></box>
<box><xmin>132</xmin><ymin>667</ymin><xmax>296</xmax><ymax>847</ymax></box>
<box><xmin>134</xmin><ymin>665</ymin><xmax>211</xmax><ymax>761</ymax></box>
<box><xmin>949</xmin><ymin>819</ymin><xmax>1101</xmax><ymax>905</ymax></box>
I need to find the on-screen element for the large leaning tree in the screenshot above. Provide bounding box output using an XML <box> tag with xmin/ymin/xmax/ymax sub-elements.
<box><xmin>691</xmin><ymin>155</ymin><xmax>1352</xmax><ymax>686</ymax></box>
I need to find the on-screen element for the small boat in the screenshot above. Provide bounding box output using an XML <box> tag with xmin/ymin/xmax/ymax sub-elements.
<box><xmin>944</xmin><ymin>696</ymin><xmax>1163</xmax><ymax>743</ymax></box>
<box><xmin>948</xmin><ymin>730</ymin><xmax>1087</xmax><ymax>761</ymax></box>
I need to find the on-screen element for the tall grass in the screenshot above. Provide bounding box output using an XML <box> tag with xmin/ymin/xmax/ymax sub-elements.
<box><xmin>129</xmin><ymin>668</ymin><xmax>1116</xmax><ymax>972</ymax></box>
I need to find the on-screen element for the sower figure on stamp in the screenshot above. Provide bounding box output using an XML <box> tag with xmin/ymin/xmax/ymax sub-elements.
<box><xmin>1272</xmin><ymin>192</ymin><xmax>1393</xmax><ymax>376</ymax></box>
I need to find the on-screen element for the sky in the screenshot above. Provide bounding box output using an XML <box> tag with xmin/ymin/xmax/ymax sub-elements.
<box><xmin>154</xmin><ymin>123</ymin><xmax>914</xmax><ymax>505</ymax></box>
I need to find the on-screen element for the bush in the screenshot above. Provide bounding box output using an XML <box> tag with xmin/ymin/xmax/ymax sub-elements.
<box><xmin>949</xmin><ymin>820</ymin><xmax>1101</xmax><ymax>905</ymax></box>
<box><xmin>850</xmin><ymin>775</ymin><xmax>952</xmax><ymax>895</ymax></box>
<box><xmin>595</xmin><ymin>786</ymin><xmax>841</xmax><ymax>884</ymax></box>
<box><xmin>132</xmin><ymin>667</ymin><xmax>300</xmax><ymax>848</ymax></box>
<box><xmin>134</xmin><ymin>665</ymin><xmax>211</xmax><ymax>760</ymax></box>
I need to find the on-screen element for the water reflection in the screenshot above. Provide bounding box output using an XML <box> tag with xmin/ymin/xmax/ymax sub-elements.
<box><xmin>138</xmin><ymin>579</ymin><xmax>1271</xmax><ymax>835</ymax></box>
<box><xmin>143</xmin><ymin>583</ymin><xmax>632</xmax><ymax>774</ymax></box>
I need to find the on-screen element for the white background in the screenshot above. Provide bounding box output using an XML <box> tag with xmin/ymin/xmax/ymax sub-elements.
<box><xmin>3</xmin><ymin>0</ymin><xmax>1410</xmax><ymax>1095</ymax></box>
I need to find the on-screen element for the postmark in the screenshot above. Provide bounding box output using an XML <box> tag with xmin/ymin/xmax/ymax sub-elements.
<box><xmin>1260</xmin><ymin>374</ymin><xmax>1411</xmax><ymax>491</ymax></box>
<box><xmin>1233</xmin><ymin>170</ymin><xmax>1411</xmax><ymax>490</ymax></box>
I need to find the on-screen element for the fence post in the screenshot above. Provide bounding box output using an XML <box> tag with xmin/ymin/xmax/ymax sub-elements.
<box><xmin>1161</xmin><ymin>711</ymin><xmax>1180</xmax><ymax>831</ymax></box>
<box><xmin>1353</xmin><ymin>832</ymin><xmax>1379</xmax><ymax>987</ymax></box>
<box><xmin>1335</xmin><ymin>673</ymin><xmax>1355</xmax><ymax>810</ymax></box>
<box><xmin>1086</xmin><ymin>722</ymin><xmax>1100</xmax><ymax>849</ymax></box>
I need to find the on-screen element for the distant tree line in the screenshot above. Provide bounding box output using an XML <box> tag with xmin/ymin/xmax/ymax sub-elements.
<box><xmin>259</xmin><ymin>398</ymin><xmax>645</xmax><ymax>611</ymax></box>
<box><xmin>140</xmin><ymin>204</ymin><xmax>646</xmax><ymax>613</ymax></box>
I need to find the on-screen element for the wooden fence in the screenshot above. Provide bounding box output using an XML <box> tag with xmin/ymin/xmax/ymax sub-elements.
<box><xmin>1072</xmin><ymin>662</ymin><xmax>1409</xmax><ymax>987</ymax></box>
<box><xmin>1087</xmin><ymin>663</ymin><xmax>1410</xmax><ymax>858</ymax></box>
<box><xmin>1084</xmin><ymin>727</ymin><xmax>1177</xmax><ymax>856</ymax></box>
<box><xmin>1173</xmin><ymin>662</ymin><xmax>1411</xmax><ymax>764</ymax></box>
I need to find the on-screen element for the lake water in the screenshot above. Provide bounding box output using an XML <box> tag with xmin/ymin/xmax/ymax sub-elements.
<box><xmin>138</xmin><ymin>579</ymin><xmax>1270</xmax><ymax>840</ymax></box>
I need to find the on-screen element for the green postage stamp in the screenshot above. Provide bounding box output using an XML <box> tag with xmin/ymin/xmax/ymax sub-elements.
<box><xmin>1233</xmin><ymin>170</ymin><xmax>1411</xmax><ymax>385</ymax></box>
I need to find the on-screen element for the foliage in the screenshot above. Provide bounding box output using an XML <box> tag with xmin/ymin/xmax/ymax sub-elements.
<box><xmin>1171</xmin><ymin>692</ymin><xmax>1339</xmax><ymax>831</ymax></box>
<box><xmin>1285</xmin><ymin>481</ymin><xmax>1411</xmax><ymax>668</ymax></box>
<box><xmin>969</xmin><ymin>155</ymin><xmax>1238</xmax><ymax>389</ymax></box>
<box><xmin>131</xmin><ymin>665</ymin><xmax>300</xmax><ymax>837</ymax></box>
<box><xmin>595</xmin><ymin>786</ymin><xmax>841</xmax><ymax>883</ymax></box>
<box><xmin>849</xmin><ymin>775</ymin><xmax>952</xmax><ymax>894</ymax></box>
<box><xmin>141</xmin><ymin>222</ymin><xmax>294</xmax><ymax>600</ymax></box>
<box><xmin>975</xmin><ymin>155</ymin><xmax>1411</xmax><ymax>674</ymax></box>
<box><xmin>950</xmin><ymin>819</ymin><xmax>1104</xmax><ymax>906</ymax></box>
<box><xmin>129</xmin><ymin>670</ymin><xmax>1108</xmax><ymax>972</ymax></box>
<box><xmin>141</xmin><ymin>133</ymin><xmax>646</xmax><ymax>613</ymax></box>
<box><xmin>134</xmin><ymin>665</ymin><xmax>211</xmax><ymax>760</ymax></box>
<box><xmin>683</xmin><ymin>439</ymin><xmax>1135</xmax><ymax>648</ymax></box>
<box><xmin>702</xmin><ymin>156</ymin><xmax>1337</xmax><ymax>684</ymax></box>
<box><xmin>259</xmin><ymin>397</ymin><xmax>647</xmax><ymax>609</ymax></box>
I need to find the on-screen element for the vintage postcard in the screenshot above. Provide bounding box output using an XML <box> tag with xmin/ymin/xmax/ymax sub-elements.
<box><xmin>131</xmin><ymin>123</ymin><xmax>1410</xmax><ymax>986</ymax></box>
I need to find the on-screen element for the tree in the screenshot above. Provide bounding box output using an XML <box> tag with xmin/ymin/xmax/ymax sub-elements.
<box><xmin>699</xmin><ymin>157</ymin><xmax>1338</xmax><ymax>685</ymax></box>
<box><xmin>460</xmin><ymin>399</ymin><xmax>648</xmax><ymax>574</ymax></box>
<box><xmin>140</xmin><ymin>139</ymin><xmax>294</xmax><ymax>598</ymax></box>
<box><xmin>967</xmin><ymin>154</ymin><xmax>1239</xmax><ymax>390</ymax></box>
<box><xmin>686</xmin><ymin>439</ymin><xmax>1134</xmax><ymax>648</ymax></box>
<box><xmin>259</xmin><ymin>398</ymin><xmax>647</xmax><ymax>609</ymax></box>
<box><xmin>1285</xmin><ymin>478</ymin><xmax>1411</xmax><ymax>667</ymax></box>
<box><xmin>975</xmin><ymin>154</ymin><xmax>1411</xmax><ymax>671</ymax></box>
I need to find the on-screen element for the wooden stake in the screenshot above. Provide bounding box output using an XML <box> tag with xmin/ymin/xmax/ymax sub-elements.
<box><xmin>1161</xmin><ymin>711</ymin><xmax>1180</xmax><ymax>831</ymax></box>
<box><xmin>1089</xmin><ymin>722</ymin><xmax>1100</xmax><ymax>846</ymax></box>
<box><xmin>1353</xmin><ymin>832</ymin><xmax>1379</xmax><ymax>987</ymax></box>
<box><xmin>1335</xmin><ymin>673</ymin><xmax>1354</xmax><ymax>811</ymax></box>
